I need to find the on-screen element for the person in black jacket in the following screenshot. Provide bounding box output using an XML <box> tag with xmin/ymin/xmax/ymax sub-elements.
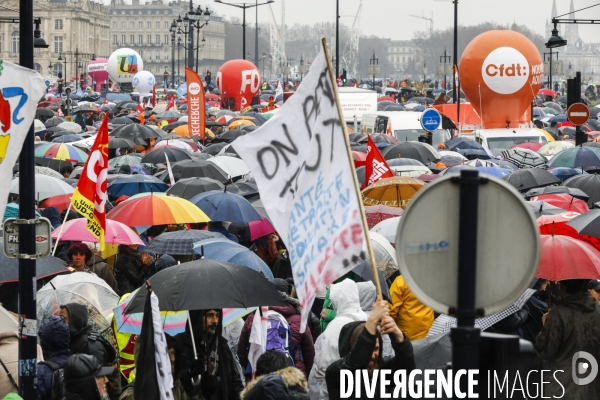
<box><xmin>325</xmin><ymin>297</ymin><xmax>415</xmax><ymax>400</ymax></box>
<box><xmin>63</xmin><ymin>354</ymin><xmax>114</xmax><ymax>400</ymax></box>
<box><xmin>59</xmin><ymin>303</ymin><xmax>110</xmax><ymax>365</ymax></box>
<box><xmin>175</xmin><ymin>309</ymin><xmax>244</xmax><ymax>400</ymax></box>
<box><xmin>114</xmin><ymin>244</ymin><xmax>154</xmax><ymax>296</ymax></box>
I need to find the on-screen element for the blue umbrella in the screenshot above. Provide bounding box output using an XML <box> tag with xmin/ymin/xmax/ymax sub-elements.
<box><xmin>457</xmin><ymin>148</ymin><xmax>491</xmax><ymax>160</ymax></box>
<box><xmin>189</xmin><ymin>189</ymin><xmax>262</xmax><ymax>224</ymax></box>
<box><xmin>444</xmin><ymin>137</ymin><xmax>484</xmax><ymax>151</ymax></box>
<box><xmin>477</xmin><ymin>166</ymin><xmax>511</xmax><ymax>178</ymax></box>
<box><xmin>107</xmin><ymin>175</ymin><xmax>169</xmax><ymax>197</ymax></box>
<box><xmin>549</xmin><ymin>167</ymin><xmax>587</xmax><ymax>181</ymax></box>
<box><xmin>193</xmin><ymin>238</ymin><xmax>274</xmax><ymax>280</ymax></box>
<box><xmin>52</xmin><ymin>134</ymin><xmax>82</xmax><ymax>143</ymax></box>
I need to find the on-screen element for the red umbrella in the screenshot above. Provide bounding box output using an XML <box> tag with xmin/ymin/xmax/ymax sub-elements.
<box><xmin>352</xmin><ymin>151</ymin><xmax>366</xmax><ymax>167</ymax></box>
<box><xmin>532</xmin><ymin>193</ymin><xmax>590</xmax><ymax>214</ymax></box>
<box><xmin>378</xmin><ymin>96</ymin><xmax>395</xmax><ymax>103</ymax></box>
<box><xmin>364</xmin><ymin>205</ymin><xmax>403</xmax><ymax>229</ymax></box>
<box><xmin>39</xmin><ymin>193</ymin><xmax>72</xmax><ymax>213</ymax></box>
<box><xmin>537</xmin><ymin>213</ymin><xmax>600</xmax><ymax>250</ymax></box>
<box><xmin>538</xmin><ymin>88</ymin><xmax>557</xmax><ymax>97</ymax></box>
<box><xmin>510</xmin><ymin>142</ymin><xmax>543</xmax><ymax>152</ymax></box>
<box><xmin>536</xmin><ymin>235</ymin><xmax>600</xmax><ymax>280</ymax></box>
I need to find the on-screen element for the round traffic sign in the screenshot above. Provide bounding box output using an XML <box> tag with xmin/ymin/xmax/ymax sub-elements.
<box><xmin>420</xmin><ymin>108</ymin><xmax>442</xmax><ymax>132</ymax></box>
<box><xmin>567</xmin><ymin>102</ymin><xmax>590</xmax><ymax>125</ymax></box>
<box><xmin>396</xmin><ymin>174</ymin><xmax>540</xmax><ymax>316</ymax></box>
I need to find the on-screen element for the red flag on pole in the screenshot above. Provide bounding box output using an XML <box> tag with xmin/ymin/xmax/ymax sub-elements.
<box><xmin>137</xmin><ymin>103</ymin><xmax>144</xmax><ymax>114</ymax></box>
<box><xmin>151</xmin><ymin>85</ymin><xmax>157</xmax><ymax>108</ymax></box>
<box><xmin>70</xmin><ymin>114</ymin><xmax>109</xmax><ymax>250</ymax></box>
<box><xmin>185</xmin><ymin>67</ymin><xmax>206</xmax><ymax>140</ymax></box>
<box><xmin>165</xmin><ymin>95</ymin><xmax>175</xmax><ymax>111</ymax></box>
<box><xmin>363</xmin><ymin>135</ymin><xmax>394</xmax><ymax>189</ymax></box>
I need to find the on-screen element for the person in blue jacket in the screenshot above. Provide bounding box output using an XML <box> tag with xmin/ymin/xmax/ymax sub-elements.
<box><xmin>37</xmin><ymin>316</ymin><xmax>71</xmax><ymax>400</ymax></box>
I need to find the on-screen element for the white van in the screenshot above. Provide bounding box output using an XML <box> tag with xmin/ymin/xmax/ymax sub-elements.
<box><xmin>361</xmin><ymin>111</ymin><xmax>451</xmax><ymax>148</ymax></box>
<box><xmin>463</xmin><ymin>128</ymin><xmax>548</xmax><ymax>155</ymax></box>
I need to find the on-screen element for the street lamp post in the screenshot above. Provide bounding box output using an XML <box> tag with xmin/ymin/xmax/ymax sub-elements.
<box><xmin>177</xmin><ymin>36</ymin><xmax>182</xmax><ymax>84</ymax></box>
<box><xmin>439</xmin><ymin>48</ymin><xmax>451</xmax><ymax>91</ymax></box>
<box><xmin>543</xmin><ymin>49</ymin><xmax>559</xmax><ymax>91</ymax></box>
<box><xmin>423</xmin><ymin>61</ymin><xmax>426</xmax><ymax>83</ymax></box>
<box><xmin>214</xmin><ymin>0</ymin><xmax>274</xmax><ymax>60</ymax></box>
<box><xmin>368</xmin><ymin>51</ymin><xmax>379</xmax><ymax>90</ymax></box>
<box><xmin>178</xmin><ymin>2</ymin><xmax>210</xmax><ymax>71</ymax></box>
<box><xmin>59</xmin><ymin>53</ymin><xmax>68</xmax><ymax>87</ymax></box>
<box><xmin>170</xmin><ymin>20</ymin><xmax>177</xmax><ymax>87</ymax></box>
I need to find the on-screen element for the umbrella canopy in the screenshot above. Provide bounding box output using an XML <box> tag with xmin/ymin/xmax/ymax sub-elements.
<box><xmin>536</xmin><ymin>235</ymin><xmax>600</xmax><ymax>280</ymax></box>
<box><xmin>465</xmin><ymin>159</ymin><xmax>498</xmax><ymax>167</ymax></box>
<box><xmin>0</xmin><ymin>243</ymin><xmax>66</xmax><ymax>283</ymax></box>
<box><xmin>203</xmin><ymin>142</ymin><xmax>229</xmax><ymax>156</ymax></box>
<box><xmin>362</xmin><ymin>176</ymin><xmax>425</xmax><ymax>208</ymax></box>
<box><xmin>510</xmin><ymin>142</ymin><xmax>544</xmax><ymax>152</ymax></box>
<box><xmin>538</xmin><ymin>141</ymin><xmax>574</xmax><ymax>157</ymax></box>
<box><xmin>537</xmin><ymin>213</ymin><xmax>600</xmax><ymax>249</ymax></box>
<box><xmin>193</xmin><ymin>238</ymin><xmax>273</xmax><ymax>279</ymax></box>
<box><xmin>141</xmin><ymin>147</ymin><xmax>193</xmax><ymax>164</ymax></box>
<box><xmin>124</xmin><ymin>259</ymin><xmax>286</xmax><ymax>313</ymax></box>
<box><xmin>144</xmin><ymin>230</ymin><xmax>224</xmax><ymax>255</ymax></box>
<box><xmin>382</xmin><ymin>142</ymin><xmax>441</xmax><ymax>164</ymax></box>
<box><xmin>501</xmin><ymin>148</ymin><xmax>547</xmax><ymax>168</ymax></box>
<box><xmin>364</xmin><ymin>205</ymin><xmax>403</xmax><ymax>229</ymax></box>
<box><xmin>225</xmin><ymin>181</ymin><xmax>259</xmax><ymax>199</ymax></box>
<box><xmin>371</xmin><ymin>217</ymin><xmax>401</xmax><ymax>244</ymax></box>
<box><xmin>207</xmin><ymin>156</ymin><xmax>250</xmax><ymax>179</ymax></box>
<box><xmin>107</xmin><ymin>193</ymin><xmax>211</xmax><ymax>226</ymax></box>
<box><xmin>153</xmin><ymin>140</ymin><xmax>195</xmax><ymax>153</ymax></box>
<box><xmin>350</xmin><ymin>261</ymin><xmax>391</xmax><ymax>301</ymax></box>
<box><xmin>476</xmin><ymin>166</ymin><xmax>511</xmax><ymax>178</ymax></box>
<box><xmin>45</xmin><ymin>117</ymin><xmax>65</xmax><ymax>128</ymax></box>
<box><xmin>57</xmin><ymin>121</ymin><xmax>84</xmax><ymax>133</ymax></box>
<box><xmin>11</xmin><ymin>175</ymin><xmax>74</xmax><ymax>201</ymax></box>
<box><xmin>524</xmin><ymin>186</ymin><xmax>589</xmax><ymax>202</ymax></box>
<box><xmin>34</xmin><ymin>143</ymin><xmax>88</xmax><ymax>163</ymax></box>
<box><xmin>108</xmin><ymin>154</ymin><xmax>144</xmax><ymax>169</ymax></box>
<box><xmin>51</xmin><ymin>218</ymin><xmax>144</xmax><ymax>245</ymax></box>
<box><xmin>3</xmin><ymin>203</ymin><xmax>41</xmax><ymax>222</ymax></box>
<box><xmin>502</xmin><ymin>168</ymin><xmax>561</xmax><ymax>192</ymax></box>
<box><xmin>155</xmin><ymin>111</ymin><xmax>182</xmax><ymax>120</ymax></box>
<box><xmin>412</xmin><ymin>332</ymin><xmax>452</xmax><ymax>370</ymax></box>
<box><xmin>37</xmin><ymin>272</ymin><xmax>119</xmax><ymax>332</ymax></box>
<box><xmin>444</xmin><ymin>137</ymin><xmax>484</xmax><ymax>151</ymax></box>
<box><xmin>562</xmin><ymin>174</ymin><xmax>600</xmax><ymax>207</ymax></box>
<box><xmin>248</xmin><ymin>217</ymin><xmax>275</xmax><ymax>241</ymax></box>
<box><xmin>107</xmin><ymin>175</ymin><xmax>169</xmax><ymax>197</ymax></box>
<box><xmin>567</xmin><ymin>209</ymin><xmax>600</xmax><ymax>239</ymax></box>
<box><xmin>527</xmin><ymin>200</ymin><xmax>566</xmax><ymax>218</ymax></box>
<box><xmin>111</xmin><ymin>123</ymin><xmax>161</xmax><ymax>140</ymax></box>
<box><xmin>108</xmin><ymin>137</ymin><xmax>139</xmax><ymax>149</ymax></box>
<box><xmin>368</xmin><ymin>231</ymin><xmax>399</xmax><ymax>279</ymax></box>
<box><xmin>549</xmin><ymin>167</ymin><xmax>586</xmax><ymax>181</ymax></box>
<box><xmin>530</xmin><ymin>193</ymin><xmax>590</xmax><ymax>214</ymax></box>
<box><xmin>250</xmin><ymin>198</ymin><xmax>268</xmax><ymax>219</ymax></box>
<box><xmin>166</xmin><ymin>177</ymin><xmax>225</xmax><ymax>199</ymax></box>
<box><xmin>189</xmin><ymin>190</ymin><xmax>262</xmax><ymax>224</ymax></box>
<box><xmin>160</xmin><ymin>159</ymin><xmax>229</xmax><ymax>183</ymax></box>
<box><xmin>52</xmin><ymin>134</ymin><xmax>83</xmax><ymax>143</ymax></box>
<box><xmin>546</xmin><ymin>147</ymin><xmax>600</xmax><ymax>169</ymax></box>
<box><xmin>34</xmin><ymin>166</ymin><xmax>64</xmax><ymax>179</ymax></box>
<box><xmin>39</xmin><ymin>193</ymin><xmax>72</xmax><ymax>213</ymax></box>
<box><xmin>111</xmin><ymin>117</ymin><xmax>134</xmax><ymax>125</ymax></box>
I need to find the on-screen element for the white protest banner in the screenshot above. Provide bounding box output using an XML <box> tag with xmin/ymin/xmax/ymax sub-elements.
<box><xmin>0</xmin><ymin>60</ymin><xmax>46</xmax><ymax>224</ymax></box>
<box><xmin>233</xmin><ymin>47</ymin><xmax>367</xmax><ymax>331</ymax></box>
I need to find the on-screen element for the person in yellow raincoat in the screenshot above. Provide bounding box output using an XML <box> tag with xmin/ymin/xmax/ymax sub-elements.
<box><xmin>112</xmin><ymin>294</ymin><xmax>138</xmax><ymax>383</ymax></box>
<box><xmin>388</xmin><ymin>275</ymin><xmax>434</xmax><ymax>340</ymax></box>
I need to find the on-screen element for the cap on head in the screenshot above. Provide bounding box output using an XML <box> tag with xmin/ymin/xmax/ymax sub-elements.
<box><xmin>64</xmin><ymin>354</ymin><xmax>114</xmax><ymax>381</ymax></box>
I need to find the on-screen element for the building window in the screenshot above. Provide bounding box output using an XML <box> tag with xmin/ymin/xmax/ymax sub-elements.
<box><xmin>121</xmin><ymin>22</ymin><xmax>126</xmax><ymax>29</ymax></box>
<box><xmin>165</xmin><ymin>51</ymin><xmax>169</xmax><ymax>61</ymax></box>
<box><xmin>156</xmin><ymin>35</ymin><xmax>160</xmax><ymax>45</ymax></box>
<box><xmin>12</xmin><ymin>31</ymin><xmax>19</xmax><ymax>54</ymax></box>
<box><xmin>156</xmin><ymin>21</ymin><xmax>160</xmax><ymax>29</ymax></box>
<box><xmin>139</xmin><ymin>35</ymin><xmax>143</xmax><ymax>44</ymax></box>
<box><xmin>53</xmin><ymin>63</ymin><xmax>62</xmax><ymax>76</ymax></box>
<box><xmin>54</xmin><ymin>36</ymin><xmax>63</xmax><ymax>54</ymax></box>
<box><xmin>33</xmin><ymin>63</ymin><xmax>41</xmax><ymax>73</ymax></box>
<box><xmin>139</xmin><ymin>22</ymin><xmax>143</xmax><ymax>29</ymax></box>
<box><xmin>164</xmin><ymin>21</ymin><xmax>169</xmax><ymax>30</ymax></box>
<box><xmin>0</xmin><ymin>37</ymin><xmax>2</xmax><ymax>53</ymax></box>
<box><xmin>139</xmin><ymin>50</ymin><xmax>143</xmax><ymax>57</ymax></box>
<box><xmin>121</xmin><ymin>35</ymin><xmax>126</xmax><ymax>45</ymax></box>
<box><xmin>148</xmin><ymin>35</ymin><xmax>152</xmax><ymax>44</ymax></box>
<box><xmin>165</xmin><ymin>35</ymin><xmax>169</xmax><ymax>44</ymax></box>
<box><xmin>147</xmin><ymin>22</ymin><xmax>152</xmax><ymax>30</ymax></box>
<box><xmin>113</xmin><ymin>35</ymin><xmax>117</xmax><ymax>44</ymax></box>
<box><xmin>55</xmin><ymin>19</ymin><xmax>63</xmax><ymax>30</ymax></box>
<box><xmin>130</xmin><ymin>22</ymin><xmax>135</xmax><ymax>30</ymax></box>
<box><xmin>112</xmin><ymin>22</ymin><xmax>117</xmax><ymax>29</ymax></box>
<box><xmin>130</xmin><ymin>35</ymin><xmax>135</xmax><ymax>45</ymax></box>
<box><xmin>156</xmin><ymin>50</ymin><xmax>160</xmax><ymax>60</ymax></box>
<box><xmin>34</xmin><ymin>47</ymin><xmax>41</xmax><ymax>56</ymax></box>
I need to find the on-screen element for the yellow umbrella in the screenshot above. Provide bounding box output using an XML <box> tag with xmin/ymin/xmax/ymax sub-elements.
<box><xmin>228</xmin><ymin>119</ymin><xmax>255</xmax><ymax>129</ymax></box>
<box><xmin>362</xmin><ymin>176</ymin><xmax>425</xmax><ymax>209</ymax></box>
<box><xmin>535</xmin><ymin>128</ymin><xmax>556</xmax><ymax>142</ymax></box>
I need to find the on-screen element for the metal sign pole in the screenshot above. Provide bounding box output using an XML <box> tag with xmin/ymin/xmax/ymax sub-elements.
<box><xmin>451</xmin><ymin>169</ymin><xmax>482</xmax><ymax>397</ymax></box>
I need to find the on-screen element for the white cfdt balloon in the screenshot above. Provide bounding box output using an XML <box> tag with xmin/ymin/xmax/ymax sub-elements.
<box><xmin>132</xmin><ymin>71</ymin><xmax>155</xmax><ymax>96</ymax></box>
<box><xmin>107</xmin><ymin>48</ymin><xmax>144</xmax><ymax>83</ymax></box>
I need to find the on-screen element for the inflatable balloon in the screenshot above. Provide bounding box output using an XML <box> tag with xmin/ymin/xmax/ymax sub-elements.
<box><xmin>459</xmin><ymin>30</ymin><xmax>543</xmax><ymax>129</ymax></box>
<box><xmin>132</xmin><ymin>71</ymin><xmax>156</xmax><ymax>97</ymax></box>
<box><xmin>216</xmin><ymin>60</ymin><xmax>260</xmax><ymax>111</ymax></box>
<box><xmin>107</xmin><ymin>48</ymin><xmax>143</xmax><ymax>84</ymax></box>
<box><xmin>88</xmin><ymin>58</ymin><xmax>108</xmax><ymax>92</ymax></box>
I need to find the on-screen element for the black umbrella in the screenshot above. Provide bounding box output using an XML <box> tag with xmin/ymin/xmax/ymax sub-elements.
<box><xmin>384</xmin><ymin>105</ymin><xmax>405</xmax><ymax>111</ymax></box>
<box><xmin>108</xmin><ymin>137</ymin><xmax>137</xmax><ymax>149</ymax></box>
<box><xmin>350</xmin><ymin>261</ymin><xmax>391</xmax><ymax>301</ymax></box>
<box><xmin>111</xmin><ymin>123</ymin><xmax>161</xmax><ymax>140</ymax></box>
<box><xmin>412</xmin><ymin>332</ymin><xmax>452</xmax><ymax>370</ymax></box>
<box><xmin>163</xmin><ymin>121</ymin><xmax>187</xmax><ymax>131</ymax></box>
<box><xmin>502</xmin><ymin>169</ymin><xmax>560</xmax><ymax>192</ymax></box>
<box><xmin>355</xmin><ymin>166</ymin><xmax>365</xmax><ymax>186</ymax></box>
<box><xmin>166</xmin><ymin>177</ymin><xmax>225</xmax><ymax>199</ymax></box>
<box><xmin>110</xmin><ymin>117</ymin><xmax>135</xmax><ymax>125</ymax></box>
<box><xmin>382</xmin><ymin>142</ymin><xmax>440</xmax><ymax>164</ymax></box>
<box><xmin>214</xmin><ymin>128</ymin><xmax>245</xmax><ymax>143</ymax></box>
<box><xmin>348</xmin><ymin>133</ymin><xmax>367</xmax><ymax>142</ymax></box>
<box><xmin>45</xmin><ymin>117</ymin><xmax>65</xmax><ymax>128</ymax></box>
<box><xmin>141</xmin><ymin>147</ymin><xmax>193</xmax><ymax>164</ymax></box>
<box><xmin>444</xmin><ymin>137</ymin><xmax>483</xmax><ymax>151</ymax></box>
<box><xmin>562</xmin><ymin>173</ymin><xmax>600</xmax><ymax>206</ymax></box>
<box><xmin>160</xmin><ymin>159</ymin><xmax>229</xmax><ymax>183</ymax></box>
<box><xmin>566</xmin><ymin>210</ymin><xmax>600</xmax><ymax>238</ymax></box>
<box><xmin>225</xmin><ymin>181</ymin><xmax>259</xmax><ymax>199</ymax></box>
<box><xmin>526</xmin><ymin>201</ymin><xmax>566</xmax><ymax>218</ymax></box>
<box><xmin>0</xmin><ymin>243</ymin><xmax>67</xmax><ymax>283</ymax></box>
<box><xmin>124</xmin><ymin>259</ymin><xmax>286</xmax><ymax>313</ymax></box>
<box><xmin>202</xmin><ymin>142</ymin><xmax>229</xmax><ymax>156</ymax></box>
<box><xmin>524</xmin><ymin>186</ymin><xmax>589</xmax><ymax>202</ymax></box>
<box><xmin>36</xmin><ymin>108</ymin><xmax>54</xmax><ymax>118</ymax></box>
<box><xmin>542</xmin><ymin>127</ymin><xmax>560</xmax><ymax>140</ymax></box>
<box><xmin>144</xmin><ymin>230</ymin><xmax>224</xmax><ymax>255</ymax></box>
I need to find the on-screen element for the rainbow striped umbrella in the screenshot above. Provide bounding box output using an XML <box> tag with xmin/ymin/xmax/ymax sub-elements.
<box><xmin>107</xmin><ymin>193</ymin><xmax>210</xmax><ymax>226</ymax></box>
<box><xmin>34</xmin><ymin>143</ymin><xmax>88</xmax><ymax>163</ymax></box>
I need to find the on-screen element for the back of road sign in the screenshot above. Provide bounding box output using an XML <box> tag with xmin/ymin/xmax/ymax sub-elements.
<box><xmin>396</xmin><ymin>174</ymin><xmax>540</xmax><ymax>316</ymax></box>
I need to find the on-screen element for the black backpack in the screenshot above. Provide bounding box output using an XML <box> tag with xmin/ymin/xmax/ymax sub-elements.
<box><xmin>87</xmin><ymin>330</ymin><xmax>117</xmax><ymax>365</ymax></box>
<box><xmin>39</xmin><ymin>360</ymin><xmax>64</xmax><ymax>400</ymax></box>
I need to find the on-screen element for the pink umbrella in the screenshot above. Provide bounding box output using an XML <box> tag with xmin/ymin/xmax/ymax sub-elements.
<box><xmin>249</xmin><ymin>216</ymin><xmax>275</xmax><ymax>241</ymax></box>
<box><xmin>51</xmin><ymin>218</ymin><xmax>144</xmax><ymax>245</ymax></box>
<box><xmin>510</xmin><ymin>142</ymin><xmax>543</xmax><ymax>152</ymax></box>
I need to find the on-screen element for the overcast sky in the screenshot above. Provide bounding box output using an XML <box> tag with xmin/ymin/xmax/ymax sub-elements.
<box><xmin>106</xmin><ymin>0</ymin><xmax>600</xmax><ymax>43</ymax></box>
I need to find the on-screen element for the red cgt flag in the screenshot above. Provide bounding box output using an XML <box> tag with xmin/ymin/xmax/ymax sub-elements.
<box><xmin>185</xmin><ymin>67</ymin><xmax>206</xmax><ymax>140</ymax></box>
<box><xmin>165</xmin><ymin>95</ymin><xmax>175</xmax><ymax>111</ymax></box>
<box><xmin>363</xmin><ymin>135</ymin><xmax>394</xmax><ymax>189</ymax></box>
<box><xmin>70</xmin><ymin>114</ymin><xmax>109</xmax><ymax>250</ymax></box>
<box><xmin>151</xmin><ymin>85</ymin><xmax>157</xmax><ymax>108</ymax></box>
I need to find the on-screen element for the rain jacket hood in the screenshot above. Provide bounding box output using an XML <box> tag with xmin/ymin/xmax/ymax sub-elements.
<box><xmin>357</xmin><ymin>282</ymin><xmax>376</xmax><ymax>312</ymax></box>
<box><xmin>330</xmin><ymin>279</ymin><xmax>364</xmax><ymax>318</ymax></box>
<box><xmin>63</xmin><ymin>303</ymin><xmax>90</xmax><ymax>339</ymax></box>
<box><xmin>558</xmin><ymin>291</ymin><xmax>598</xmax><ymax>312</ymax></box>
<box><xmin>39</xmin><ymin>315</ymin><xmax>70</xmax><ymax>360</ymax></box>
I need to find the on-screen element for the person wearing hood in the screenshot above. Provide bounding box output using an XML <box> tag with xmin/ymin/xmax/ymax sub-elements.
<box><xmin>40</xmin><ymin>207</ymin><xmax>61</xmax><ymax>229</ymax></box>
<box><xmin>59</xmin><ymin>303</ymin><xmax>111</xmax><ymax>366</ymax></box>
<box><xmin>242</xmin><ymin>363</ymin><xmax>310</xmax><ymax>400</ymax></box>
<box><xmin>308</xmin><ymin>279</ymin><xmax>367</xmax><ymax>400</ymax></box>
<box><xmin>238</xmin><ymin>279</ymin><xmax>315</xmax><ymax>379</ymax></box>
<box><xmin>37</xmin><ymin>316</ymin><xmax>71</xmax><ymax>400</ymax></box>
<box><xmin>175</xmin><ymin>309</ymin><xmax>244</xmax><ymax>400</ymax></box>
<box><xmin>388</xmin><ymin>274</ymin><xmax>434</xmax><ymax>341</ymax></box>
<box><xmin>535</xmin><ymin>279</ymin><xmax>600</xmax><ymax>399</ymax></box>
<box><xmin>154</xmin><ymin>254</ymin><xmax>177</xmax><ymax>272</ymax></box>
<box><xmin>356</xmin><ymin>282</ymin><xmax>394</xmax><ymax>361</ymax></box>
<box><xmin>80</xmin><ymin>242</ymin><xmax>118</xmax><ymax>293</ymax></box>
<box><xmin>325</xmin><ymin>297</ymin><xmax>415</xmax><ymax>400</ymax></box>
<box><xmin>115</xmin><ymin>244</ymin><xmax>155</xmax><ymax>296</ymax></box>
<box><xmin>63</xmin><ymin>354</ymin><xmax>114</xmax><ymax>400</ymax></box>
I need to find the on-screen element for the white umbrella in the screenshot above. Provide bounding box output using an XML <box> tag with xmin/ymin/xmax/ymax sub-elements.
<box><xmin>11</xmin><ymin>175</ymin><xmax>74</xmax><ymax>201</ymax></box>
<box><xmin>34</xmin><ymin>166</ymin><xmax>63</xmax><ymax>179</ymax></box>
<box><xmin>153</xmin><ymin>103</ymin><xmax>168</xmax><ymax>113</ymax></box>
<box><xmin>371</xmin><ymin>216</ymin><xmax>401</xmax><ymax>244</ymax></box>
<box><xmin>57</xmin><ymin>121</ymin><xmax>83</xmax><ymax>133</ymax></box>
<box><xmin>154</xmin><ymin>140</ymin><xmax>193</xmax><ymax>153</ymax></box>
<box><xmin>208</xmin><ymin>155</ymin><xmax>250</xmax><ymax>179</ymax></box>
<box><xmin>466</xmin><ymin>159</ymin><xmax>499</xmax><ymax>167</ymax></box>
<box><xmin>178</xmin><ymin>115</ymin><xmax>188</xmax><ymax>122</ymax></box>
<box><xmin>391</xmin><ymin>165</ymin><xmax>432</xmax><ymax>177</ymax></box>
<box><xmin>368</xmin><ymin>231</ymin><xmax>399</xmax><ymax>279</ymax></box>
<box><xmin>439</xmin><ymin>150</ymin><xmax>467</xmax><ymax>160</ymax></box>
